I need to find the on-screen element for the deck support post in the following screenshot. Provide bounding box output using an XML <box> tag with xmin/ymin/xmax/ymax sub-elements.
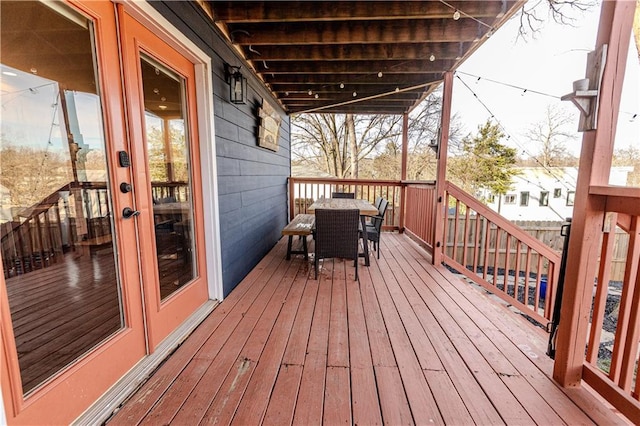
<box><xmin>432</xmin><ymin>71</ymin><xmax>453</xmax><ymax>265</ymax></box>
<box><xmin>552</xmin><ymin>0</ymin><xmax>634</xmax><ymax>387</ymax></box>
<box><xmin>399</xmin><ymin>112</ymin><xmax>409</xmax><ymax>233</ymax></box>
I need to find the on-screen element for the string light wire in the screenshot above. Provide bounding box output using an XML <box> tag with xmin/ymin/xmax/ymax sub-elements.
<box><xmin>455</xmin><ymin>73</ymin><xmax>577</xmax><ymax>191</ymax></box>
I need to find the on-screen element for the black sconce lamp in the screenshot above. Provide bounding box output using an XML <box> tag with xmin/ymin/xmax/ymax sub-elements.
<box><xmin>225</xmin><ymin>64</ymin><xmax>246</xmax><ymax>104</ymax></box>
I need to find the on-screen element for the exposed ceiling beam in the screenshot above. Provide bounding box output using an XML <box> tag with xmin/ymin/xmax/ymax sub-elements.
<box><xmin>254</xmin><ymin>59</ymin><xmax>456</xmax><ymax>74</ymax></box>
<box><xmin>244</xmin><ymin>42</ymin><xmax>471</xmax><ymax>61</ymax></box>
<box><xmin>214</xmin><ymin>1</ymin><xmax>513</xmax><ymax>22</ymax></box>
<box><xmin>288</xmin><ymin>105</ymin><xmax>411</xmax><ymax>114</ymax></box>
<box><xmin>263</xmin><ymin>73</ymin><xmax>441</xmax><ymax>85</ymax></box>
<box><xmin>227</xmin><ymin>19</ymin><xmax>489</xmax><ymax>45</ymax></box>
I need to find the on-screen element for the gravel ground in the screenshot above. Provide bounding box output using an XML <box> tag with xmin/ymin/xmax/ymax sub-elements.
<box><xmin>449</xmin><ymin>265</ymin><xmax>622</xmax><ymax>371</ymax></box>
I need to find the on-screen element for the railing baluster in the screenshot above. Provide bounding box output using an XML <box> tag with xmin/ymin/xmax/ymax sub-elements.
<box><xmin>505</xmin><ymin>234</ymin><xmax>512</xmax><ymax>297</ymax></box>
<box><xmin>452</xmin><ymin>199</ymin><xmax>460</xmax><ymax>263</ymax></box>
<box><xmin>524</xmin><ymin>247</ymin><xmax>531</xmax><ymax>309</ymax></box>
<box><xmin>472</xmin><ymin>212</ymin><xmax>480</xmax><ymax>276</ymax></box>
<box><xmin>515</xmin><ymin>239</ymin><xmax>523</xmax><ymax>305</ymax></box>
<box><xmin>587</xmin><ymin>222</ymin><xmax>616</xmax><ymax>364</ymax></box>
<box><xmin>492</xmin><ymin>226</ymin><xmax>500</xmax><ymax>289</ymax></box>
<box><xmin>534</xmin><ymin>255</ymin><xmax>543</xmax><ymax>314</ymax></box>
<box><xmin>482</xmin><ymin>219</ymin><xmax>490</xmax><ymax>281</ymax></box>
<box><xmin>462</xmin><ymin>206</ymin><xmax>470</xmax><ymax>270</ymax></box>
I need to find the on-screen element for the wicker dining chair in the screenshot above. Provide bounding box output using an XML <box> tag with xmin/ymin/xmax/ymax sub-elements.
<box><xmin>313</xmin><ymin>208</ymin><xmax>360</xmax><ymax>280</ymax></box>
<box><xmin>363</xmin><ymin>198</ymin><xmax>389</xmax><ymax>259</ymax></box>
<box><xmin>331</xmin><ymin>192</ymin><xmax>355</xmax><ymax>199</ymax></box>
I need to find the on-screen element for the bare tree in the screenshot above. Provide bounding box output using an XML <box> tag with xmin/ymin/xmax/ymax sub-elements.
<box><xmin>346</xmin><ymin>114</ymin><xmax>358</xmax><ymax>178</ymax></box>
<box><xmin>527</xmin><ymin>104</ymin><xmax>577</xmax><ymax>167</ymax></box>
<box><xmin>517</xmin><ymin>0</ymin><xmax>598</xmax><ymax>39</ymax></box>
<box><xmin>291</xmin><ymin>113</ymin><xmax>402</xmax><ymax>178</ymax></box>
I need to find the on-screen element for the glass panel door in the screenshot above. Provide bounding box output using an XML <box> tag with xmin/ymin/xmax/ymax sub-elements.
<box><xmin>119</xmin><ymin>8</ymin><xmax>209</xmax><ymax>350</ymax></box>
<box><xmin>140</xmin><ymin>56</ymin><xmax>197</xmax><ymax>300</ymax></box>
<box><xmin>0</xmin><ymin>0</ymin><xmax>125</xmax><ymax>395</ymax></box>
<box><xmin>0</xmin><ymin>1</ymin><xmax>146</xmax><ymax>423</ymax></box>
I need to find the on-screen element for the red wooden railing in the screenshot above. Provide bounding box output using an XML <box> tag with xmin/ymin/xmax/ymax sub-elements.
<box><xmin>439</xmin><ymin>182</ymin><xmax>561</xmax><ymax>325</ymax></box>
<box><xmin>580</xmin><ymin>186</ymin><xmax>640</xmax><ymax>421</ymax></box>
<box><xmin>400</xmin><ymin>181</ymin><xmax>562</xmax><ymax>326</ymax></box>
<box><xmin>288</xmin><ymin>177</ymin><xmax>403</xmax><ymax>230</ymax></box>
<box><xmin>403</xmin><ymin>182</ymin><xmax>437</xmax><ymax>252</ymax></box>
<box><xmin>1</xmin><ymin>181</ymin><xmax>188</xmax><ymax>279</ymax></box>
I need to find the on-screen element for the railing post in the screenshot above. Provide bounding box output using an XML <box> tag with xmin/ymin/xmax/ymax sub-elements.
<box><xmin>553</xmin><ymin>0</ymin><xmax>634</xmax><ymax>387</ymax></box>
<box><xmin>399</xmin><ymin>113</ymin><xmax>409</xmax><ymax>233</ymax></box>
<box><xmin>432</xmin><ymin>71</ymin><xmax>453</xmax><ymax>265</ymax></box>
<box><xmin>288</xmin><ymin>177</ymin><xmax>295</xmax><ymax>221</ymax></box>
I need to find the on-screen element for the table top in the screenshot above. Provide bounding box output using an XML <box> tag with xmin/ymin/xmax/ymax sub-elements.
<box><xmin>307</xmin><ymin>198</ymin><xmax>378</xmax><ymax>216</ymax></box>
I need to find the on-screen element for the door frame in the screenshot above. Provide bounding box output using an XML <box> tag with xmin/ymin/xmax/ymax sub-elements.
<box><xmin>122</xmin><ymin>0</ymin><xmax>223</xmax><ymax>302</ymax></box>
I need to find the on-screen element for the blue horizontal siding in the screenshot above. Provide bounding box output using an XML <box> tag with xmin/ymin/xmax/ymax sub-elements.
<box><xmin>151</xmin><ymin>2</ymin><xmax>290</xmax><ymax>296</ymax></box>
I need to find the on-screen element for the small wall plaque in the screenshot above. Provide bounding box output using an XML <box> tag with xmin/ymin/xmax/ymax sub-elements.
<box><xmin>258</xmin><ymin>98</ymin><xmax>281</xmax><ymax>151</ymax></box>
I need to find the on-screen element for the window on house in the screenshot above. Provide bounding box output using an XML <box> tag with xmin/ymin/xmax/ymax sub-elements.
<box><xmin>567</xmin><ymin>191</ymin><xmax>576</xmax><ymax>206</ymax></box>
<box><xmin>520</xmin><ymin>191</ymin><xmax>529</xmax><ymax>206</ymax></box>
<box><xmin>504</xmin><ymin>194</ymin><xmax>516</xmax><ymax>204</ymax></box>
<box><xmin>487</xmin><ymin>194</ymin><xmax>495</xmax><ymax>203</ymax></box>
<box><xmin>539</xmin><ymin>191</ymin><xmax>549</xmax><ymax>206</ymax></box>
<box><xmin>553</xmin><ymin>188</ymin><xmax>562</xmax><ymax>198</ymax></box>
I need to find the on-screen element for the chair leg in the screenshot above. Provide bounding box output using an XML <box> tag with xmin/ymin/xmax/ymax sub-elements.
<box><xmin>354</xmin><ymin>255</ymin><xmax>358</xmax><ymax>280</ymax></box>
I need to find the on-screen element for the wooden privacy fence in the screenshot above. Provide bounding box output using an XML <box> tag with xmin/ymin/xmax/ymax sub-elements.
<box><xmin>512</xmin><ymin>220</ymin><xmax>630</xmax><ymax>283</ymax></box>
<box><xmin>288</xmin><ymin>177</ymin><xmax>403</xmax><ymax>230</ymax></box>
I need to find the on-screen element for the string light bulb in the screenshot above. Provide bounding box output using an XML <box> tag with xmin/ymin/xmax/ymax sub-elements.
<box><xmin>352</xmin><ymin>91</ymin><xmax>357</xmax><ymax>97</ymax></box>
<box><xmin>339</xmin><ymin>83</ymin><xmax>345</xmax><ymax>89</ymax></box>
<box><xmin>314</xmin><ymin>93</ymin><xmax>319</xmax><ymax>99</ymax></box>
<box><xmin>308</xmin><ymin>89</ymin><xmax>313</xmax><ymax>95</ymax></box>
<box><xmin>429</xmin><ymin>54</ymin><xmax>436</xmax><ymax>62</ymax></box>
<box><xmin>453</xmin><ymin>10</ymin><xmax>461</xmax><ymax>20</ymax></box>
<box><xmin>395</xmin><ymin>87</ymin><xmax>400</xmax><ymax>92</ymax></box>
<box><xmin>377</xmin><ymin>71</ymin><xmax>383</xmax><ymax>78</ymax></box>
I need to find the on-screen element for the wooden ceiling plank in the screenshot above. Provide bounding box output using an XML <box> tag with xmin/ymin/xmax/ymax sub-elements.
<box><xmin>212</xmin><ymin>1</ymin><xmax>513</xmax><ymax>22</ymax></box>
<box><xmin>244</xmin><ymin>42</ymin><xmax>472</xmax><ymax>61</ymax></box>
<box><xmin>227</xmin><ymin>19</ymin><xmax>488</xmax><ymax>45</ymax></box>
<box><xmin>288</xmin><ymin>105</ymin><xmax>411</xmax><ymax>114</ymax></box>
<box><xmin>254</xmin><ymin>60</ymin><xmax>455</xmax><ymax>74</ymax></box>
<box><xmin>264</xmin><ymin>73</ymin><xmax>441</xmax><ymax>85</ymax></box>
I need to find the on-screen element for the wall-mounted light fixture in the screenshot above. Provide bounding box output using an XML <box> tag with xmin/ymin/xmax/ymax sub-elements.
<box><xmin>225</xmin><ymin>64</ymin><xmax>246</xmax><ymax>104</ymax></box>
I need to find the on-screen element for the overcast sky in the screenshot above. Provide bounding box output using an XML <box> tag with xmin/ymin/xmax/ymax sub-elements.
<box><xmin>451</xmin><ymin>0</ymin><xmax>638</xmax><ymax>158</ymax></box>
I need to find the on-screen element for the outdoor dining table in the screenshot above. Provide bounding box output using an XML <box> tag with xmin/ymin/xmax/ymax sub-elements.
<box><xmin>307</xmin><ymin>197</ymin><xmax>378</xmax><ymax>266</ymax></box>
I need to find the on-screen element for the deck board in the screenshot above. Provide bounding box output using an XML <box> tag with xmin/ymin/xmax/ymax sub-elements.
<box><xmin>108</xmin><ymin>233</ymin><xmax>627</xmax><ymax>425</ymax></box>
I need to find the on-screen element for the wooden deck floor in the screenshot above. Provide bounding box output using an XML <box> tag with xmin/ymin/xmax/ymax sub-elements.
<box><xmin>108</xmin><ymin>233</ymin><xmax>625</xmax><ymax>425</ymax></box>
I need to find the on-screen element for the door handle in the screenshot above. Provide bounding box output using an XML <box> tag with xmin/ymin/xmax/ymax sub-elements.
<box><xmin>122</xmin><ymin>207</ymin><xmax>140</xmax><ymax>219</ymax></box>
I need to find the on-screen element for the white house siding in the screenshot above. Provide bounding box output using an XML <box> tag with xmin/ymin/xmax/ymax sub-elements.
<box><xmin>483</xmin><ymin>167</ymin><xmax>632</xmax><ymax>221</ymax></box>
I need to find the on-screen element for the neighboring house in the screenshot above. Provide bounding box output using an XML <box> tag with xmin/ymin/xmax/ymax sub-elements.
<box><xmin>481</xmin><ymin>167</ymin><xmax>633</xmax><ymax>221</ymax></box>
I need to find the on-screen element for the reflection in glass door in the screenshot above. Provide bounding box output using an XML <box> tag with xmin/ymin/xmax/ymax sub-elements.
<box><xmin>0</xmin><ymin>1</ymin><xmax>125</xmax><ymax>394</ymax></box>
<box><xmin>140</xmin><ymin>56</ymin><xmax>197</xmax><ymax>300</ymax></box>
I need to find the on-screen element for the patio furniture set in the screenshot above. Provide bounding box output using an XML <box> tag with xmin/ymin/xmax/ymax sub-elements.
<box><xmin>281</xmin><ymin>193</ymin><xmax>389</xmax><ymax>279</ymax></box>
